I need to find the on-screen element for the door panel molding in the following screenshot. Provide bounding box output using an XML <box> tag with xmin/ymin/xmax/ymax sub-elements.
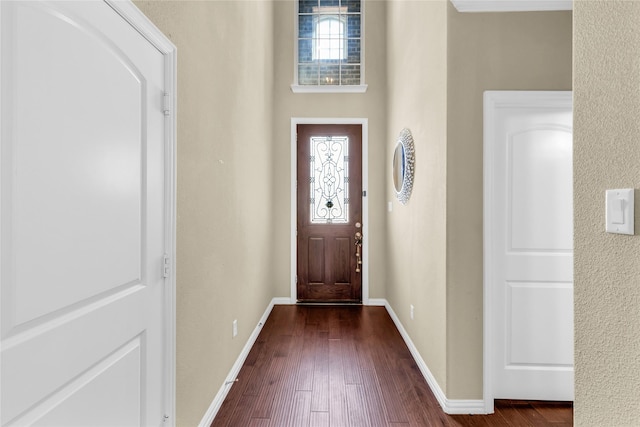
<box><xmin>483</xmin><ymin>91</ymin><xmax>573</xmax><ymax>413</ymax></box>
<box><xmin>290</xmin><ymin>118</ymin><xmax>369</xmax><ymax>304</ymax></box>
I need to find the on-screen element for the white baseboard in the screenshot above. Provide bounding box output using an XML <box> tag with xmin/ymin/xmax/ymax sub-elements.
<box><xmin>446</xmin><ymin>399</ymin><xmax>487</xmax><ymax>415</ymax></box>
<box><xmin>382</xmin><ymin>300</ymin><xmax>487</xmax><ymax>415</ymax></box>
<box><xmin>271</xmin><ymin>296</ymin><xmax>294</xmax><ymax>305</ymax></box>
<box><xmin>198</xmin><ymin>297</ymin><xmax>280</xmax><ymax>427</ymax></box>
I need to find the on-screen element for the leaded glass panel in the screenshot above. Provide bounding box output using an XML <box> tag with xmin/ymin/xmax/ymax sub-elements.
<box><xmin>309</xmin><ymin>136</ymin><xmax>349</xmax><ymax>224</ymax></box>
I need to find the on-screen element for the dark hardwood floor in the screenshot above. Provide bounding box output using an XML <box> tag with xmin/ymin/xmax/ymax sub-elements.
<box><xmin>211</xmin><ymin>305</ymin><xmax>572</xmax><ymax>427</ymax></box>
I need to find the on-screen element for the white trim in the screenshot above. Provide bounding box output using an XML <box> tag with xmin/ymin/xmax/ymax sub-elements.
<box><xmin>161</xmin><ymin>49</ymin><xmax>178</xmax><ymax>427</ymax></box>
<box><xmin>290</xmin><ymin>84</ymin><xmax>368</xmax><ymax>94</ymax></box>
<box><xmin>366</xmin><ymin>298</ymin><xmax>386</xmax><ymax>307</ymax></box>
<box><xmin>483</xmin><ymin>91</ymin><xmax>573</xmax><ymax>414</ymax></box>
<box><xmin>383</xmin><ymin>300</ymin><xmax>487</xmax><ymax>415</ymax></box>
<box><xmin>198</xmin><ymin>298</ymin><xmax>283</xmax><ymax>427</ymax></box>
<box><xmin>450</xmin><ymin>0</ymin><xmax>572</xmax><ymax>13</ymax></box>
<box><xmin>483</xmin><ymin>91</ymin><xmax>497</xmax><ymax>415</ymax></box>
<box><xmin>446</xmin><ymin>400</ymin><xmax>488</xmax><ymax>414</ymax></box>
<box><xmin>105</xmin><ymin>2</ymin><xmax>178</xmax><ymax>425</ymax></box>
<box><xmin>106</xmin><ymin>1</ymin><xmax>176</xmax><ymax>52</ymax></box>
<box><xmin>272</xmin><ymin>297</ymin><xmax>294</xmax><ymax>305</ymax></box>
<box><xmin>290</xmin><ymin>118</ymin><xmax>369</xmax><ymax>304</ymax></box>
<box><xmin>291</xmin><ymin>85</ymin><xmax>367</xmax><ymax>94</ymax></box>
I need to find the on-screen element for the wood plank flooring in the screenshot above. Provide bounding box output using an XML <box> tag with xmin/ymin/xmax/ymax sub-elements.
<box><xmin>211</xmin><ymin>305</ymin><xmax>572</xmax><ymax>427</ymax></box>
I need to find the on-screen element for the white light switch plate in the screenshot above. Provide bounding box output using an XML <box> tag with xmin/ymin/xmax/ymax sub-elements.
<box><xmin>606</xmin><ymin>189</ymin><xmax>634</xmax><ymax>235</ymax></box>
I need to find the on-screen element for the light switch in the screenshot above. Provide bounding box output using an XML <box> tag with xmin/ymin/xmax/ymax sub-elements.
<box><xmin>606</xmin><ymin>189</ymin><xmax>634</xmax><ymax>235</ymax></box>
<box><xmin>611</xmin><ymin>199</ymin><xmax>624</xmax><ymax>224</ymax></box>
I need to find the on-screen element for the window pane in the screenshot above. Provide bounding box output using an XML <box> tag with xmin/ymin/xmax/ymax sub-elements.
<box><xmin>345</xmin><ymin>38</ymin><xmax>361</xmax><ymax>63</ymax></box>
<box><xmin>340</xmin><ymin>64</ymin><xmax>360</xmax><ymax>85</ymax></box>
<box><xmin>315</xmin><ymin>39</ymin><xmax>344</xmax><ymax>60</ymax></box>
<box><xmin>298</xmin><ymin>15</ymin><xmax>314</xmax><ymax>38</ymax></box>
<box><xmin>299</xmin><ymin>0</ymin><xmax>318</xmax><ymax>14</ymax></box>
<box><xmin>319</xmin><ymin>64</ymin><xmax>341</xmax><ymax>85</ymax></box>
<box><xmin>347</xmin><ymin>15</ymin><xmax>360</xmax><ymax>38</ymax></box>
<box><xmin>342</xmin><ymin>0</ymin><xmax>360</xmax><ymax>13</ymax></box>
<box><xmin>319</xmin><ymin>0</ymin><xmax>340</xmax><ymax>8</ymax></box>
<box><xmin>299</xmin><ymin>39</ymin><xmax>313</xmax><ymax>63</ymax></box>
<box><xmin>310</xmin><ymin>136</ymin><xmax>349</xmax><ymax>224</ymax></box>
<box><xmin>299</xmin><ymin>63</ymin><xmax>318</xmax><ymax>85</ymax></box>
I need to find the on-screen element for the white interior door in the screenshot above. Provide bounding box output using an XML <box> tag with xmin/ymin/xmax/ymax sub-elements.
<box><xmin>484</xmin><ymin>91</ymin><xmax>574</xmax><ymax>402</ymax></box>
<box><xmin>1</xmin><ymin>1</ymin><xmax>172</xmax><ymax>425</ymax></box>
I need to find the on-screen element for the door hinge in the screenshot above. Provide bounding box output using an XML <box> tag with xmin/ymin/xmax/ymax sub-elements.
<box><xmin>363</xmin><ymin>190</ymin><xmax>367</xmax><ymax>197</ymax></box>
<box><xmin>163</xmin><ymin>415</ymin><xmax>169</xmax><ymax>423</ymax></box>
<box><xmin>295</xmin><ymin>275</ymin><xmax>298</xmax><ymax>284</ymax></box>
<box><xmin>163</xmin><ymin>93</ymin><xmax>171</xmax><ymax>116</ymax></box>
<box><xmin>163</xmin><ymin>254</ymin><xmax>171</xmax><ymax>278</ymax></box>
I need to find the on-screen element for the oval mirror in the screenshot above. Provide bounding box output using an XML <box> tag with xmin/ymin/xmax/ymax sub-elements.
<box><xmin>392</xmin><ymin>142</ymin><xmax>405</xmax><ymax>193</ymax></box>
<box><xmin>393</xmin><ymin>128</ymin><xmax>415</xmax><ymax>204</ymax></box>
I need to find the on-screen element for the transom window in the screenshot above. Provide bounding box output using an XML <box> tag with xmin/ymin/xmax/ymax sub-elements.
<box><xmin>295</xmin><ymin>0</ymin><xmax>364</xmax><ymax>91</ymax></box>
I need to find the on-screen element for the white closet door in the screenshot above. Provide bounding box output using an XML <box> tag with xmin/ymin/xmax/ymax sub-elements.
<box><xmin>485</xmin><ymin>91</ymin><xmax>574</xmax><ymax>402</ymax></box>
<box><xmin>1</xmin><ymin>1</ymin><xmax>168</xmax><ymax>425</ymax></box>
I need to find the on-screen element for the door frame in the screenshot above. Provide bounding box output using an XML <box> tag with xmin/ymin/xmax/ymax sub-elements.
<box><xmin>104</xmin><ymin>2</ymin><xmax>177</xmax><ymax>424</ymax></box>
<box><xmin>290</xmin><ymin>118</ymin><xmax>369</xmax><ymax>304</ymax></box>
<box><xmin>483</xmin><ymin>91</ymin><xmax>573</xmax><ymax>414</ymax></box>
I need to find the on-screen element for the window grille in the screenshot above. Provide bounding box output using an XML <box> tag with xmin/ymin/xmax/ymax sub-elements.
<box><xmin>295</xmin><ymin>0</ymin><xmax>364</xmax><ymax>91</ymax></box>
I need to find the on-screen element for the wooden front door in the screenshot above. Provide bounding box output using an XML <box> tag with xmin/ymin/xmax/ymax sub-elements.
<box><xmin>297</xmin><ymin>124</ymin><xmax>362</xmax><ymax>303</ymax></box>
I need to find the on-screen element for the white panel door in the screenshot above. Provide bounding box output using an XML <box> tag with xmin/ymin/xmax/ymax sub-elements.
<box><xmin>485</xmin><ymin>91</ymin><xmax>574</xmax><ymax>401</ymax></box>
<box><xmin>1</xmin><ymin>1</ymin><xmax>169</xmax><ymax>425</ymax></box>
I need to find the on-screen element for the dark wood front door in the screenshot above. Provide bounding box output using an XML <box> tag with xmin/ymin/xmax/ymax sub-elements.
<box><xmin>297</xmin><ymin>124</ymin><xmax>362</xmax><ymax>303</ymax></box>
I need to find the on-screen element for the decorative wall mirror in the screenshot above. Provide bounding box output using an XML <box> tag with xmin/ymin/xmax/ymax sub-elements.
<box><xmin>393</xmin><ymin>128</ymin><xmax>415</xmax><ymax>204</ymax></box>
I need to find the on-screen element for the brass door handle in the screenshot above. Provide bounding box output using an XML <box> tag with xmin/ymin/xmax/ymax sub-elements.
<box><xmin>355</xmin><ymin>231</ymin><xmax>363</xmax><ymax>273</ymax></box>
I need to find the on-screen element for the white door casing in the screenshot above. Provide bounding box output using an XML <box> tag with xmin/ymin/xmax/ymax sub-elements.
<box><xmin>484</xmin><ymin>91</ymin><xmax>574</xmax><ymax>410</ymax></box>
<box><xmin>1</xmin><ymin>1</ymin><xmax>176</xmax><ymax>425</ymax></box>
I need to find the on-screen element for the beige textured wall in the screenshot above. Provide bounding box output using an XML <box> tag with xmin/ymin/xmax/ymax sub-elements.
<box><xmin>271</xmin><ymin>0</ymin><xmax>388</xmax><ymax>299</ymax></box>
<box><xmin>446</xmin><ymin>6</ymin><xmax>572</xmax><ymax>398</ymax></box>
<box><xmin>574</xmin><ymin>1</ymin><xmax>640</xmax><ymax>425</ymax></box>
<box><xmin>386</xmin><ymin>0</ymin><xmax>449</xmax><ymax>390</ymax></box>
<box><xmin>133</xmin><ymin>2</ymin><xmax>275</xmax><ymax>425</ymax></box>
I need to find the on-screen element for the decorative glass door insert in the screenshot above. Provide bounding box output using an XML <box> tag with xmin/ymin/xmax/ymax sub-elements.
<box><xmin>309</xmin><ymin>135</ymin><xmax>349</xmax><ymax>224</ymax></box>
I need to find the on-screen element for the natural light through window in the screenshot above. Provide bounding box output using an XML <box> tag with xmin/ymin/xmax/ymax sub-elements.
<box><xmin>313</xmin><ymin>16</ymin><xmax>346</xmax><ymax>60</ymax></box>
<box><xmin>295</xmin><ymin>0</ymin><xmax>364</xmax><ymax>91</ymax></box>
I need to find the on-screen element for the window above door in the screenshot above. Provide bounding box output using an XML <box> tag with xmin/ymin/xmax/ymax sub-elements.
<box><xmin>292</xmin><ymin>0</ymin><xmax>367</xmax><ymax>93</ymax></box>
